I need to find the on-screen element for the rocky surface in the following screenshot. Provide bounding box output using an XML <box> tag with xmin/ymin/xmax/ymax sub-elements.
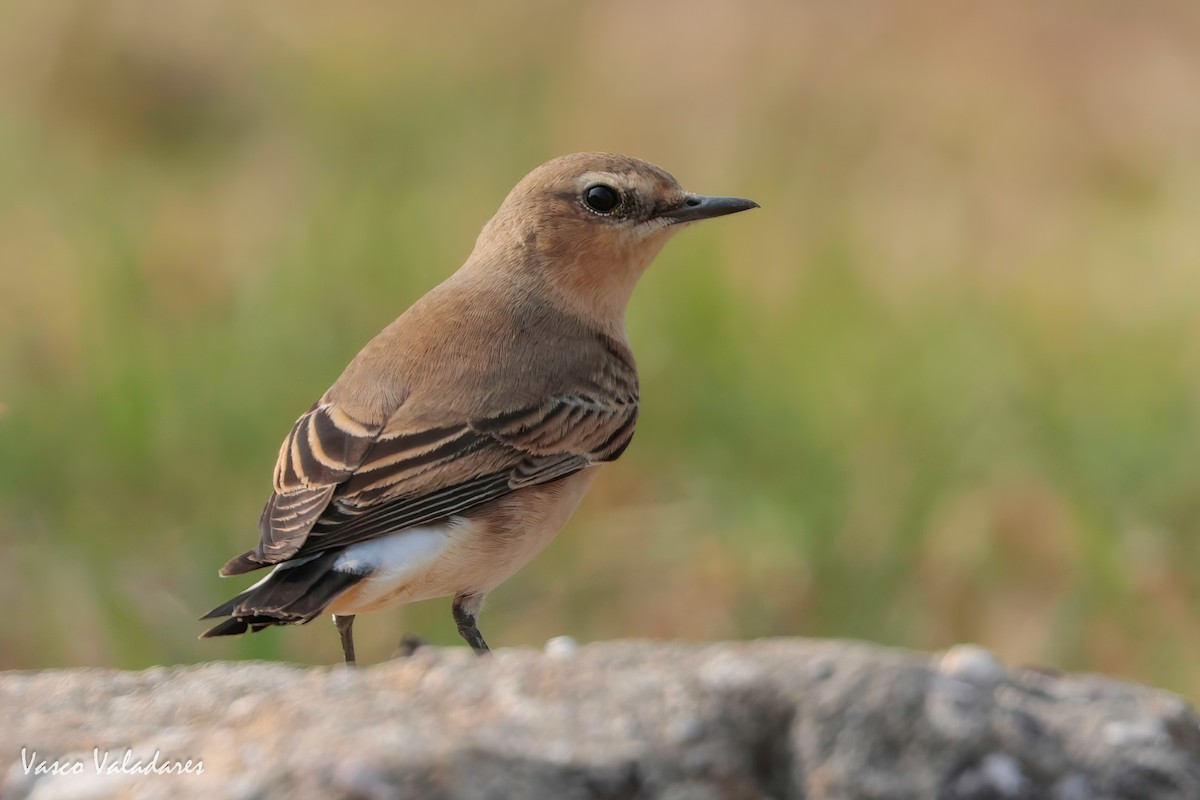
<box><xmin>2</xmin><ymin>639</ymin><xmax>1199</xmax><ymax>799</ymax></box>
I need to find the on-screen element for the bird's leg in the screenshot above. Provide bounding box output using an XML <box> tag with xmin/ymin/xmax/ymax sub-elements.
<box><xmin>333</xmin><ymin>614</ymin><xmax>356</xmax><ymax>666</ymax></box>
<box><xmin>452</xmin><ymin>593</ymin><xmax>490</xmax><ymax>656</ymax></box>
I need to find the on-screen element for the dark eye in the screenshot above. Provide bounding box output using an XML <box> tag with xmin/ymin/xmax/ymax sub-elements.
<box><xmin>583</xmin><ymin>184</ymin><xmax>621</xmax><ymax>214</ymax></box>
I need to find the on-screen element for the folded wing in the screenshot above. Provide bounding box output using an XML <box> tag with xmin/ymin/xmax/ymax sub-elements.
<box><xmin>221</xmin><ymin>377</ymin><xmax>637</xmax><ymax>576</ymax></box>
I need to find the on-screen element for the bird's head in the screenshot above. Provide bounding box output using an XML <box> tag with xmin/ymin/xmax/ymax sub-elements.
<box><xmin>468</xmin><ymin>152</ymin><xmax>758</xmax><ymax>328</ymax></box>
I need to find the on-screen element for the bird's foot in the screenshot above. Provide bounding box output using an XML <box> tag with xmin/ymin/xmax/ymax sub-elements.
<box><xmin>392</xmin><ymin>634</ymin><xmax>429</xmax><ymax>659</ymax></box>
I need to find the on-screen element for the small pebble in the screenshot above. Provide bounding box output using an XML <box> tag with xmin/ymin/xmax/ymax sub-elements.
<box><xmin>939</xmin><ymin>644</ymin><xmax>1005</xmax><ymax>688</ymax></box>
<box><xmin>544</xmin><ymin>636</ymin><xmax>580</xmax><ymax>658</ymax></box>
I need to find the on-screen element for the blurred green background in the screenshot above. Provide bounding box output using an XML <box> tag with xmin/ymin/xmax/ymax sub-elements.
<box><xmin>1</xmin><ymin>0</ymin><xmax>1198</xmax><ymax>696</ymax></box>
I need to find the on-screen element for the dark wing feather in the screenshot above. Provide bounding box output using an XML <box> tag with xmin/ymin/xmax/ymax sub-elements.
<box><xmin>292</xmin><ymin>396</ymin><xmax>635</xmax><ymax>558</ymax></box>
<box><xmin>222</xmin><ymin>352</ymin><xmax>638</xmax><ymax>575</ymax></box>
<box><xmin>222</xmin><ymin>402</ymin><xmax>381</xmax><ymax>574</ymax></box>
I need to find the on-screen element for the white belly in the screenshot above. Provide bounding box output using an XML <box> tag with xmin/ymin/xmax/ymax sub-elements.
<box><xmin>326</xmin><ymin>469</ymin><xmax>599</xmax><ymax>615</ymax></box>
<box><xmin>327</xmin><ymin>524</ymin><xmax>453</xmax><ymax>613</ymax></box>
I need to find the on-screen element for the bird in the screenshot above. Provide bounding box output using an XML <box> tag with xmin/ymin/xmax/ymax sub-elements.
<box><xmin>200</xmin><ymin>152</ymin><xmax>758</xmax><ymax>664</ymax></box>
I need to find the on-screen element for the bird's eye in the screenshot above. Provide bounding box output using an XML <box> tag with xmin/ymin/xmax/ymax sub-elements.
<box><xmin>583</xmin><ymin>184</ymin><xmax>621</xmax><ymax>214</ymax></box>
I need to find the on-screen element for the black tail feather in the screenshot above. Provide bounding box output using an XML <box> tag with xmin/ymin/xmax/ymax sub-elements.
<box><xmin>200</xmin><ymin>615</ymin><xmax>280</xmax><ymax>638</ymax></box>
<box><xmin>200</xmin><ymin>587</ymin><xmax>255</xmax><ymax>620</ymax></box>
<box><xmin>199</xmin><ymin>550</ymin><xmax>365</xmax><ymax>639</ymax></box>
<box><xmin>200</xmin><ymin>618</ymin><xmax>249</xmax><ymax>638</ymax></box>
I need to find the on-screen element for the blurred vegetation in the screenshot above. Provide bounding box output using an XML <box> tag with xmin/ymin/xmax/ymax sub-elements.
<box><xmin>1</xmin><ymin>0</ymin><xmax>1199</xmax><ymax>697</ymax></box>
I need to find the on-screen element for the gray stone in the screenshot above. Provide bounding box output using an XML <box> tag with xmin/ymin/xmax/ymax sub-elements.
<box><xmin>1</xmin><ymin>639</ymin><xmax>1197</xmax><ymax>799</ymax></box>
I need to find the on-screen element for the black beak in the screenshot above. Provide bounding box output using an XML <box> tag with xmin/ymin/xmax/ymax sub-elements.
<box><xmin>658</xmin><ymin>194</ymin><xmax>760</xmax><ymax>224</ymax></box>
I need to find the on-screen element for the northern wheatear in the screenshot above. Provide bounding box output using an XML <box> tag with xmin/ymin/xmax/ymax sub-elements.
<box><xmin>201</xmin><ymin>153</ymin><xmax>758</xmax><ymax>664</ymax></box>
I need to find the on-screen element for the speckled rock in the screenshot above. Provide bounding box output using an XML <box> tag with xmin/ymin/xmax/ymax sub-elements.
<box><xmin>2</xmin><ymin>640</ymin><xmax>1198</xmax><ymax>799</ymax></box>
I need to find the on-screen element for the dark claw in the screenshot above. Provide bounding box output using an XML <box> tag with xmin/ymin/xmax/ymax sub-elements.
<box><xmin>393</xmin><ymin>634</ymin><xmax>429</xmax><ymax>659</ymax></box>
<box><xmin>452</xmin><ymin>596</ymin><xmax>491</xmax><ymax>656</ymax></box>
